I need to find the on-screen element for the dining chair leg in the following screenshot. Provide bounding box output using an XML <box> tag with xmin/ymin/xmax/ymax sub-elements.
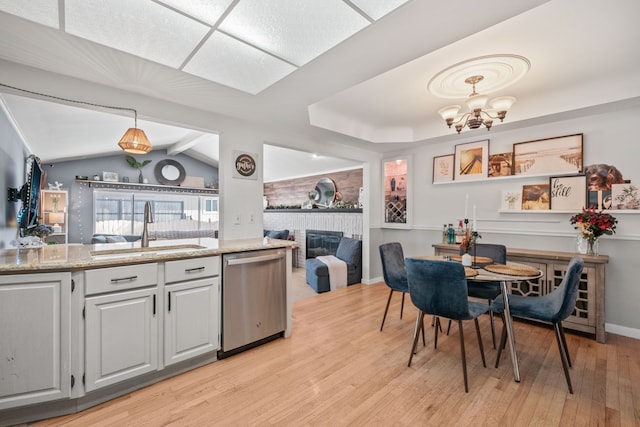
<box><xmin>488</xmin><ymin>300</ymin><xmax>496</xmax><ymax>349</ymax></box>
<box><xmin>557</xmin><ymin>322</ymin><xmax>572</xmax><ymax>367</ymax></box>
<box><xmin>431</xmin><ymin>316</ymin><xmax>443</xmax><ymax>332</ymax></box>
<box><xmin>408</xmin><ymin>311</ymin><xmax>424</xmax><ymax>367</ymax></box>
<box><xmin>446</xmin><ymin>319</ymin><xmax>452</xmax><ymax>335</ymax></box>
<box><xmin>474</xmin><ymin>318</ymin><xmax>487</xmax><ymax>368</ymax></box>
<box><xmin>434</xmin><ymin>317</ymin><xmax>440</xmax><ymax>349</ymax></box>
<box><xmin>380</xmin><ymin>289</ymin><xmax>394</xmax><ymax>331</ymax></box>
<box><xmin>400</xmin><ymin>292</ymin><xmax>405</xmax><ymax>319</ymax></box>
<box><xmin>421</xmin><ymin>318</ymin><xmax>426</xmax><ymax>347</ymax></box>
<box><xmin>458</xmin><ymin>320</ymin><xmax>469</xmax><ymax>393</ymax></box>
<box><xmin>554</xmin><ymin>322</ymin><xmax>574</xmax><ymax>394</ymax></box>
<box><xmin>495</xmin><ymin>322</ymin><xmax>508</xmax><ymax>369</ymax></box>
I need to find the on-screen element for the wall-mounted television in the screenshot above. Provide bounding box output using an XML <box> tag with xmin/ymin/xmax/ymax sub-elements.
<box><xmin>15</xmin><ymin>156</ymin><xmax>44</xmax><ymax>230</ymax></box>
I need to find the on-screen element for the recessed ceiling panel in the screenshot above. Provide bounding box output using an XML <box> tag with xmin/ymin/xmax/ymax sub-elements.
<box><xmin>156</xmin><ymin>0</ymin><xmax>235</xmax><ymax>26</ymax></box>
<box><xmin>219</xmin><ymin>0</ymin><xmax>369</xmax><ymax>66</ymax></box>
<box><xmin>65</xmin><ymin>0</ymin><xmax>211</xmax><ymax>69</ymax></box>
<box><xmin>350</xmin><ymin>0</ymin><xmax>409</xmax><ymax>20</ymax></box>
<box><xmin>0</xmin><ymin>0</ymin><xmax>59</xmax><ymax>28</ymax></box>
<box><xmin>184</xmin><ymin>32</ymin><xmax>297</xmax><ymax>94</ymax></box>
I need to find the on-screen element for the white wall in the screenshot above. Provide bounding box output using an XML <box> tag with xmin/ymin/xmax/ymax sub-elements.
<box><xmin>370</xmin><ymin>100</ymin><xmax>640</xmax><ymax>337</ymax></box>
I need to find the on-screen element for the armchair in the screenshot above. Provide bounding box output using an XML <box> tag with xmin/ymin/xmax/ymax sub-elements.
<box><xmin>305</xmin><ymin>237</ymin><xmax>362</xmax><ymax>293</ymax></box>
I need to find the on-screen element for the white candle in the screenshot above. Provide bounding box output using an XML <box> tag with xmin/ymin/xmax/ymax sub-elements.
<box><xmin>472</xmin><ymin>205</ymin><xmax>477</xmax><ymax>230</ymax></box>
<box><xmin>464</xmin><ymin>194</ymin><xmax>469</xmax><ymax>220</ymax></box>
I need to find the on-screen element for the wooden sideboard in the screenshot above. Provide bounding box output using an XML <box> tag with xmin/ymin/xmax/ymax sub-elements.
<box><xmin>432</xmin><ymin>244</ymin><xmax>609</xmax><ymax>343</ymax></box>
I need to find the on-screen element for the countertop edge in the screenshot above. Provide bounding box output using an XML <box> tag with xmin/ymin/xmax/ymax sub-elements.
<box><xmin>0</xmin><ymin>238</ymin><xmax>297</xmax><ymax>274</ymax></box>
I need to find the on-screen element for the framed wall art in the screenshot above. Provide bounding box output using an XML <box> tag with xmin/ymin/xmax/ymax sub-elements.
<box><xmin>513</xmin><ymin>133</ymin><xmax>583</xmax><ymax>176</ymax></box>
<box><xmin>102</xmin><ymin>171</ymin><xmax>119</xmax><ymax>182</ymax></box>
<box><xmin>501</xmin><ymin>190</ymin><xmax>522</xmax><ymax>211</ymax></box>
<box><xmin>432</xmin><ymin>154</ymin><xmax>454</xmax><ymax>183</ymax></box>
<box><xmin>521</xmin><ymin>183</ymin><xmax>550</xmax><ymax>210</ymax></box>
<box><xmin>383</xmin><ymin>156</ymin><xmax>411</xmax><ymax>228</ymax></box>
<box><xmin>611</xmin><ymin>183</ymin><xmax>640</xmax><ymax>210</ymax></box>
<box><xmin>488</xmin><ymin>152</ymin><xmax>513</xmax><ymax>177</ymax></box>
<box><xmin>549</xmin><ymin>175</ymin><xmax>587</xmax><ymax>211</ymax></box>
<box><xmin>454</xmin><ymin>139</ymin><xmax>489</xmax><ymax>181</ymax></box>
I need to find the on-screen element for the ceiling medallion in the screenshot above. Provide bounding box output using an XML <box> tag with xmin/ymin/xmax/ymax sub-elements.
<box><xmin>428</xmin><ymin>54</ymin><xmax>530</xmax><ymax>133</ymax></box>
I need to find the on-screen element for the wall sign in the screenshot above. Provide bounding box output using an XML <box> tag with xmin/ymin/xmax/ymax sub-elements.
<box><xmin>232</xmin><ymin>150</ymin><xmax>258</xmax><ymax>180</ymax></box>
<box><xmin>549</xmin><ymin>174</ymin><xmax>587</xmax><ymax>211</ymax></box>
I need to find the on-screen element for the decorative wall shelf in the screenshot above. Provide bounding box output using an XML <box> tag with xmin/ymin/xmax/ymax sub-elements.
<box><xmin>433</xmin><ymin>170</ymin><xmax>581</xmax><ymax>185</ymax></box>
<box><xmin>499</xmin><ymin>209</ymin><xmax>639</xmax><ymax>214</ymax></box>
<box><xmin>264</xmin><ymin>208</ymin><xmax>362</xmax><ymax>213</ymax></box>
<box><xmin>75</xmin><ymin>179</ymin><xmax>219</xmax><ymax>195</ymax></box>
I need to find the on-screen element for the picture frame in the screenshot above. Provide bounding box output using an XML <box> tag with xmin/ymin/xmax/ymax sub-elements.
<box><xmin>488</xmin><ymin>152</ymin><xmax>513</xmax><ymax>177</ymax></box>
<box><xmin>501</xmin><ymin>190</ymin><xmax>522</xmax><ymax>211</ymax></box>
<box><xmin>454</xmin><ymin>139</ymin><xmax>489</xmax><ymax>181</ymax></box>
<box><xmin>102</xmin><ymin>171</ymin><xmax>119</xmax><ymax>182</ymax></box>
<box><xmin>383</xmin><ymin>156</ymin><xmax>411</xmax><ymax>228</ymax></box>
<box><xmin>432</xmin><ymin>154</ymin><xmax>454</xmax><ymax>183</ymax></box>
<box><xmin>521</xmin><ymin>183</ymin><xmax>550</xmax><ymax>210</ymax></box>
<box><xmin>549</xmin><ymin>174</ymin><xmax>587</xmax><ymax>211</ymax></box>
<box><xmin>513</xmin><ymin>133</ymin><xmax>583</xmax><ymax>176</ymax></box>
<box><xmin>611</xmin><ymin>183</ymin><xmax>640</xmax><ymax>210</ymax></box>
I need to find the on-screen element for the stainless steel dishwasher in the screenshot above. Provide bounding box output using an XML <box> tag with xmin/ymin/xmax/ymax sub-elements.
<box><xmin>219</xmin><ymin>249</ymin><xmax>286</xmax><ymax>357</ymax></box>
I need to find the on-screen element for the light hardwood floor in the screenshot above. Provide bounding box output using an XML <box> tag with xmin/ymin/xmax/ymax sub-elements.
<box><xmin>34</xmin><ymin>282</ymin><xmax>640</xmax><ymax>426</ymax></box>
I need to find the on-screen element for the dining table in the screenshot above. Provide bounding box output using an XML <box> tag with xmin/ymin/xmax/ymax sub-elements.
<box><xmin>418</xmin><ymin>255</ymin><xmax>543</xmax><ymax>383</ymax></box>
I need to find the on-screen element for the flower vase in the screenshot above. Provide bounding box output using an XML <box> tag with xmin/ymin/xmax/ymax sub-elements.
<box><xmin>461</xmin><ymin>252</ymin><xmax>472</xmax><ymax>266</ymax></box>
<box><xmin>138</xmin><ymin>170</ymin><xmax>144</xmax><ymax>184</ymax></box>
<box><xmin>577</xmin><ymin>235</ymin><xmax>598</xmax><ymax>256</ymax></box>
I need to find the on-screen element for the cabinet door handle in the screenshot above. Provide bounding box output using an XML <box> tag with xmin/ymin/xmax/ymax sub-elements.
<box><xmin>153</xmin><ymin>294</ymin><xmax>156</xmax><ymax>316</ymax></box>
<box><xmin>110</xmin><ymin>275</ymin><xmax>138</xmax><ymax>283</ymax></box>
<box><xmin>185</xmin><ymin>266</ymin><xmax>205</xmax><ymax>273</ymax></box>
<box><xmin>167</xmin><ymin>291</ymin><xmax>171</xmax><ymax>312</ymax></box>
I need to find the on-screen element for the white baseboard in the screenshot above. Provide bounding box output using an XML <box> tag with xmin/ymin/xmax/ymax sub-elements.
<box><xmin>362</xmin><ymin>276</ymin><xmax>383</xmax><ymax>285</ymax></box>
<box><xmin>605</xmin><ymin>323</ymin><xmax>640</xmax><ymax>340</ymax></box>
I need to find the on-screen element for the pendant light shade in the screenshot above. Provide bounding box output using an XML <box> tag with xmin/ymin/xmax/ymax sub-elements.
<box><xmin>118</xmin><ymin>128</ymin><xmax>152</xmax><ymax>154</ymax></box>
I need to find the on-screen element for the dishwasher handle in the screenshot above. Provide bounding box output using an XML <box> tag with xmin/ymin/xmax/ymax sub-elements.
<box><xmin>225</xmin><ymin>252</ymin><xmax>285</xmax><ymax>266</ymax></box>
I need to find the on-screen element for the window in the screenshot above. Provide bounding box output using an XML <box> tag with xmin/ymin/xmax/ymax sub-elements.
<box><xmin>94</xmin><ymin>190</ymin><xmax>218</xmax><ymax>236</ymax></box>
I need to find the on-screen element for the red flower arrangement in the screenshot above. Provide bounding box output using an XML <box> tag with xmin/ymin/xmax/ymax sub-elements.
<box><xmin>460</xmin><ymin>228</ymin><xmax>481</xmax><ymax>253</ymax></box>
<box><xmin>569</xmin><ymin>207</ymin><xmax>617</xmax><ymax>238</ymax></box>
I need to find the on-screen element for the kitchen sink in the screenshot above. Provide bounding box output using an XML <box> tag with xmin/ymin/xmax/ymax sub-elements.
<box><xmin>90</xmin><ymin>244</ymin><xmax>206</xmax><ymax>259</ymax></box>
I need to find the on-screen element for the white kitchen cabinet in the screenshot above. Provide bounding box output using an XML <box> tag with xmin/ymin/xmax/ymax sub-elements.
<box><xmin>164</xmin><ymin>257</ymin><xmax>220</xmax><ymax>366</ymax></box>
<box><xmin>84</xmin><ymin>265</ymin><xmax>159</xmax><ymax>392</ymax></box>
<box><xmin>0</xmin><ymin>273</ymin><xmax>71</xmax><ymax>410</ymax></box>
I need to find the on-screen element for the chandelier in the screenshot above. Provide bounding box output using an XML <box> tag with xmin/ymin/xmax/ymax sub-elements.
<box><xmin>437</xmin><ymin>75</ymin><xmax>516</xmax><ymax>134</ymax></box>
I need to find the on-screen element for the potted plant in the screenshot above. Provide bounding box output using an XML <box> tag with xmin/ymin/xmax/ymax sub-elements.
<box><xmin>125</xmin><ymin>155</ymin><xmax>152</xmax><ymax>183</ymax></box>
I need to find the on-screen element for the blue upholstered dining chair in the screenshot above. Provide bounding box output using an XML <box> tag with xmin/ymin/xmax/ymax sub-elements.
<box><xmin>379</xmin><ymin>242</ymin><xmax>409</xmax><ymax>331</ymax></box>
<box><xmin>459</xmin><ymin>243</ymin><xmax>507</xmax><ymax>349</ymax></box>
<box><xmin>405</xmin><ymin>258</ymin><xmax>490</xmax><ymax>392</ymax></box>
<box><xmin>492</xmin><ymin>256</ymin><xmax>584</xmax><ymax>393</ymax></box>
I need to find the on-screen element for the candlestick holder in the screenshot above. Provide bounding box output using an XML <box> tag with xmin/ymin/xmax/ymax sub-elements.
<box><xmin>471</xmin><ymin>231</ymin><xmax>480</xmax><ymax>269</ymax></box>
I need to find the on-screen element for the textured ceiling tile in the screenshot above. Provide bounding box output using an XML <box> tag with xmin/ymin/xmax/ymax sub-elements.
<box><xmin>65</xmin><ymin>0</ymin><xmax>210</xmax><ymax>68</ymax></box>
<box><xmin>184</xmin><ymin>31</ymin><xmax>297</xmax><ymax>94</ymax></box>
<box><xmin>219</xmin><ymin>0</ymin><xmax>369</xmax><ymax>66</ymax></box>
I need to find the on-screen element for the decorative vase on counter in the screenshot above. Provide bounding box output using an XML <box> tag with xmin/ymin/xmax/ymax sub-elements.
<box><xmin>577</xmin><ymin>235</ymin><xmax>598</xmax><ymax>256</ymax></box>
<box><xmin>138</xmin><ymin>170</ymin><xmax>144</xmax><ymax>184</ymax></box>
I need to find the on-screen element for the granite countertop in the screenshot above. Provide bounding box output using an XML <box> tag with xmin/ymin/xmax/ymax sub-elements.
<box><xmin>0</xmin><ymin>237</ymin><xmax>298</xmax><ymax>274</ymax></box>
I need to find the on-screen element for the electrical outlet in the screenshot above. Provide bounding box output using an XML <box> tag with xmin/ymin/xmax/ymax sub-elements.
<box><xmin>249</xmin><ymin>213</ymin><xmax>255</xmax><ymax>224</ymax></box>
<box><xmin>234</xmin><ymin>214</ymin><xmax>241</xmax><ymax>225</ymax></box>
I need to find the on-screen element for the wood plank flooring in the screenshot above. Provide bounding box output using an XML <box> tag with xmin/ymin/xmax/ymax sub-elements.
<box><xmin>33</xmin><ymin>282</ymin><xmax>640</xmax><ymax>426</ymax></box>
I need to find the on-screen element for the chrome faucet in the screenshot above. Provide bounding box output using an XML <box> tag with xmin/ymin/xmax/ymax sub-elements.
<box><xmin>141</xmin><ymin>201</ymin><xmax>154</xmax><ymax>248</ymax></box>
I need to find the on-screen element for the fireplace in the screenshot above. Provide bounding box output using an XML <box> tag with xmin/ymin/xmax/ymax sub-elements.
<box><xmin>305</xmin><ymin>229</ymin><xmax>343</xmax><ymax>259</ymax></box>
